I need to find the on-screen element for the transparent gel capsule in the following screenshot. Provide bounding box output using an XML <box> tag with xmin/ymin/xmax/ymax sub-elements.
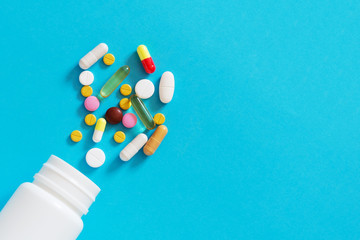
<box><xmin>99</xmin><ymin>65</ymin><xmax>130</xmax><ymax>98</ymax></box>
<box><xmin>130</xmin><ymin>94</ymin><xmax>156</xmax><ymax>130</ymax></box>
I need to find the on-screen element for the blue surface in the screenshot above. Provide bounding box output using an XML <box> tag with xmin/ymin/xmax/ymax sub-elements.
<box><xmin>0</xmin><ymin>0</ymin><xmax>359</xmax><ymax>239</ymax></box>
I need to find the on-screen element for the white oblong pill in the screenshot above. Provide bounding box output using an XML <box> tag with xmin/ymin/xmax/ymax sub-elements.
<box><xmin>79</xmin><ymin>43</ymin><xmax>108</xmax><ymax>70</ymax></box>
<box><xmin>159</xmin><ymin>71</ymin><xmax>175</xmax><ymax>103</ymax></box>
<box><xmin>79</xmin><ymin>71</ymin><xmax>94</xmax><ymax>86</ymax></box>
<box><xmin>135</xmin><ymin>79</ymin><xmax>155</xmax><ymax>99</ymax></box>
<box><xmin>119</xmin><ymin>133</ymin><xmax>148</xmax><ymax>161</ymax></box>
<box><xmin>86</xmin><ymin>148</ymin><xmax>106</xmax><ymax>168</ymax></box>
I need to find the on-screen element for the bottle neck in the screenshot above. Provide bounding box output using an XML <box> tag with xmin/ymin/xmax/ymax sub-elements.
<box><xmin>33</xmin><ymin>155</ymin><xmax>100</xmax><ymax>217</ymax></box>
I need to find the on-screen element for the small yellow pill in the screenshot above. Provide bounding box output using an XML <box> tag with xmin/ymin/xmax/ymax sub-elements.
<box><xmin>85</xmin><ymin>114</ymin><xmax>97</xmax><ymax>126</ymax></box>
<box><xmin>103</xmin><ymin>53</ymin><xmax>115</xmax><ymax>65</ymax></box>
<box><xmin>114</xmin><ymin>131</ymin><xmax>126</xmax><ymax>143</ymax></box>
<box><xmin>120</xmin><ymin>84</ymin><xmax>132</xmax><ymax>96</ymax></box>
<box><xmin>70</xmin><ymin>130</ymin><xmax>82</xmax><ymax>142</ymax></box>
<box><xmin>81</xmin><ymin>86</ymin><xmax>93</xmax><ymax>97</ymax></box>
<box><xmin>153</xmin><ymin>113</ymin><xmax>166</xmax><ymax>125</ymax></box>
<box><xmin>119</xmin><ymin>98</ymin><xmax>131</xmax><ymax>110</ymax></box>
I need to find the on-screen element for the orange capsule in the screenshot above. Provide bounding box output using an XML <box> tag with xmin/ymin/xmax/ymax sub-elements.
<box><xmin>143</xmin><ymin>125</ymin><xmax>168</xmax><ymax>156</ymax></box>
<box><xmin>137</xmin><ymin>45</ymin><xmax>156</xmax><ymax>74</ymax></box>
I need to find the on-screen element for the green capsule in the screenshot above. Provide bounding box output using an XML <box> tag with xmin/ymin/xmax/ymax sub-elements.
<box><xmin>130</xmin><ymin>94</ymin><xmax>155</xmax><ymax>130</ymax></box>
<box><xmin>99</xmin><ymin>65</ymin><xmax>130</xmax><ymax>98</ymax></box>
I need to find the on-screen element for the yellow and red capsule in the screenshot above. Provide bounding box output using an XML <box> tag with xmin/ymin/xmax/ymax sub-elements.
<box><xmin>137</xmin><ymin>45</ymin><xmax>156</xmax><ymax>74</ymax></box>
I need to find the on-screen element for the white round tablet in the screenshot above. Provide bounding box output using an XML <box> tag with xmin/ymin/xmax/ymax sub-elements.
<box><xmin>86</xmin><ymin>148</ymin><xmax>105</xmax><ymax>168</ymax></box>
<box><xmin>135</xmin><ymin>79</ymin><xmax>155</xmax><ymax>99</ymax></box>
<box><xmin>79</xmin><ymin>71</ymin><xmax>94</xmax><ymax>86</ymax></box>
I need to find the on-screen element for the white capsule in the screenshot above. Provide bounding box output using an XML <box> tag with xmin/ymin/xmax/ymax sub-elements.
<box><xmin>119</xmin><ymin>133</ymin><xmax>148</xmax><ymax>161</ymax></box>
<box><xmin>79</xmin><ymin>71</ymin><xmax>94</xmax><ymax>85</ymax></box>
<box><xmin>79</xmin><ymin>43</ymin><xmax>108</xmax><ymax>70</ymax></box>
<box><xmin>92</xmin><ymin>118</ymin><xmax>106</xmax><ymax>143</ymax></box>
<box><xmin>159</xmin><ymin>71</ymin><xmax>175</xmax><ymax>103</ymax></box>
<box><xmin>135</xmin><ymin>79</ymin><xmax>155</xmax><ymax>99</ymax></box>
<box><xmin>86</xmin><ymin>148</ymin><xmax>106</xmax><ymax>168</ymax></box>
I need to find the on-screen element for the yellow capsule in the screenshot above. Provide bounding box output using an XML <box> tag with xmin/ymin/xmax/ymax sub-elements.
<box><xmin>81</xmin><ymin>86</ymin><xmax>93</xmax><ymax>97</ymax></box>
<box><xmin>120</xmin><ymin>84</ymin><xmax>132</xmax><ymax>96</ymax></box>
<box><xmin>84</xmin><ymin>114</ymin><xmax>97</xmax><ymax>126</ymax></box>
<box><xmin>103</xmin><ymin>53</ymin><xmax>115</xmax><ymax>65</ymax></box>
<box><xmin>137</xmin><ymin>45</ymin><xmax>151</xmax><ymax>61</ymax></box>
<box><xmin>114</xmin><ymin>131</ymin><xmax>126</xmax><ymax>143</ymax></box>
<box><xmin>93</xmin><ymin>118</ymin><xmax>106</xmax><ymax>143</ymax></box>
<box><xmin>70</xmin><ymin>130</ymin><xmax>82</xmax><ymax>142</ymax></box>
<box><xmin>119</xmin><ymin>98</ymin><xmax>131</xmax><ymax>110</ymax></box>
<box><xmin>153</xmin><ymin>113</ymin><xmax>165</xmax><ymax>125</ymax></box>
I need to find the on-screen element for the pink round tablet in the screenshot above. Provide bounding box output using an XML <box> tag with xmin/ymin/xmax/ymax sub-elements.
<box><xmin>122</xmin><ymin>113</ymin><xmax>137</xmax><ymax>128</ymax></box>
<box><xmin>84</xmin><ymin>96</ymin><xmax>100</xmax><ymax>111</ymax></box>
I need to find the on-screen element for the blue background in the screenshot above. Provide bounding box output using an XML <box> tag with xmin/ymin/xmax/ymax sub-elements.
<box><xmin>0</xmin><ymin>0</ymin><xmax>359</xmax><ymax>239</ymax></box>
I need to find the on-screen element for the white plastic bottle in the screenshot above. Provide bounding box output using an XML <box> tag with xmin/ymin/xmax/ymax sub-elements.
<box><xmin>0</xmin><ymin>155</ymin><xmax>100</xmax><ymax>240</ymax></box>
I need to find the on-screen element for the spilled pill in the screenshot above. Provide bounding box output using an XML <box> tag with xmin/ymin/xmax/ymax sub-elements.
<box><xmin>84</xmin><ymin>96</ymin><xmax>100</xmax><ymax>112</ymax></box>
<box><xmin>120</xmin><ymin>133</ymin><xmax>148</xmax><ymax>161</ymax></box>
<box><xmin>79</xmin><ymin>71</ymin><xmax>94</xmax><ymax>86</ymax></box>
<box><xmin>79</xmin><ymin>43</ymin><xmax>108</xmax><ymax>70</ymax></box>
<box><xmin>122</xmin><ymin>113</ymin><xmax>137</xmax><ymax>128</ymax></box>
<box><xmin>137</xmin><ymin>45</ymin><xmax>156</xmax><ymax>74</ymax></box>
<box><xmin>81</xmin><ymin>86</ymin><xmax>93</xmax><ymax>97</ymax></box>
<box><xmin>86</xmin><ymin>148</ymin><xmax>106</xmax><ymax>168</ymax></box>
<box><xmin>153</xmin><ymin>113</ymin><xmax>165</xmax><ymax>125</ymax></box>
<box><xmin>159</xmin><ymin>71</ymin><xmax>175</xmax><ymax>103</ymax></box>
<box><xmin>93</xmin><ymin>118</ymin><xmax>106</xmax><ymax>143</ymax></box>
<box><xmin>105</xmin><ymin>107</ymin><xmax>123</xmax><ymax>124</ymax></box>
<box><xmin>143</xmin><ymin>125</ymin><xmax>168</xmax><ymax>156</ymax></box>
<box><xmin>103</xmin><ymin>53</ymin><xmax>115</xmax><ymax>65</ymax></box>
<box><xmin>84</xmin><ymin>114</ymin><xmax>97</xmax><ymax>126</ymax></box>
<box><xmin>114</xmin><ymin>131</ymin><xmax>126</xmax><ymax>143</ymax></box>
<box><xmin>120</xmin><ymin>84</ymin><xmax>132</xmax><ymax>96</ymax></box>
<box><xmin>70</xmin><ymin>130</ymin><xmax>82</xmax><ymax>142</ymax></box>
<box><xmin>119</xmin><ymin>98</ymin><xmax>131</xmax><ymax>110</ymax></box>
<box><xmin>135</xmin><ymin>79</ymin><xmax>155</xmax><ymax>99</ymax></box>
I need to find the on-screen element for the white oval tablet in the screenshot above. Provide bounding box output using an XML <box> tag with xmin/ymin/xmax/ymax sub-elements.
<box><xmin>79</xmin><ymin>43</ymin><xmax>108</xmax><ymax>70</ymax></box>
<box><xmin>119</xmin><ymin>133</ymin><xmax>148</xmax><ymax>161</ymax></box>
<box><xmin>135</xmin><ymin>79</ymin><xmax>155</xmax><ymax>99</ymax></box>
<box><xmin>79</xmin><ymin>71</ymin><xmax>94</xmax><ymax>86</ymax></box>
<box><xmin>159</xmin><ymin>71</ymin><xmax>175</xmax><ymax>103</ymax></box>
<box><xmin>86</xmin><ymin>148</ymin><xmax>105</xmax><ymax>168</ymax></box>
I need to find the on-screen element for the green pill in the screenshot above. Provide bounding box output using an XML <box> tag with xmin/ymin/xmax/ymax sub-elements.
<box><xmin>130</xmin><ymin>94</ymin><xmax>156</xmax><ymax>130</ymax></box>
<box><xmin>99</xmin><ymin>65</ymin><xmax>130</xmax><ymax>98</ymax></box>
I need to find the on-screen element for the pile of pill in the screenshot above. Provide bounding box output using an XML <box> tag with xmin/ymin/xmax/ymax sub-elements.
<box><xmin>71</xmin><ymin>43</ymin><xmax>175</xmax><ymax>168</ymax></box>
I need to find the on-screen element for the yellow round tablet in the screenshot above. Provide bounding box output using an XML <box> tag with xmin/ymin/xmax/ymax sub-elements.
<box><xmin>119</xmin><ymin>98</ymin><xmax>131</xmax><ymax>110</ymax></box>
<box><xmin>70</xmin><ymin>130</ymin><xmax>82</xmax><ymax>142</ymax></box>
<box><xmin>84</xmin><ymin>114</ymin><xmax>97</xmax><ymax>126</ymax></box>
<box><xmin>81</xmin><ymin>86</ymin><xmax>93</xmax><ymax>97</ymax></box>
<box><xmin>103</xmin><ymin>53</ymin><xmax>115</xmax><ymax>65</ymax></box>
<box><xmin>114</xmin><ymin>131</ymin><xmax>126</xmax><ymax>143</ymax></box>
<box><xmin>120</xmin><ymin>84</ymin><xmax>132</xmax><ymax>96</ymax></box>
<box><xmin>153</xmin><ymin>113</ymin><xmax>166</xmax><ymax>125</ymax></box>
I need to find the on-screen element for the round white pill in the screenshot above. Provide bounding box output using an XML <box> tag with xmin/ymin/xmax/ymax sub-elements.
<box><xmin>135</xmin><ymin>79</ymin><xmax>155</xmax><ymax>99</ymax></box>
<box><xmin>79</xmin><ymin>71</ymin><xmax>94</xmax><ymax>86</ymax></box>
<box><xmin>86</xmin><ymin>148</ymin><xmax>105</xmax><ymax>168</ymax></box>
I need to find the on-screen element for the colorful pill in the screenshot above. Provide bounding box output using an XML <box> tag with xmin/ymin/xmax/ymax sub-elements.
<box><xmin>120</xmin><ymin>84</ymin><xmax>132</xmax><ymax>96</ymax></box>
<box><xmin>84</xmin><ymin>96</ymin><xmax>100</xmax><ymax>112</ymax></box>
<box><xmin>143</xmin><ymin>125</ymin><xmax>168</xmax><ymax>156</ymax></box>
<box><xmin>81</xmin><ymin>86</ymin><xmax>93</xmax><ymax>97</ymax></box>
<box><xmin>159</xmin><ymin>71</ymin><xmax>175</xmax><ymax>103</ymax></box>
<box><xmin>114</xmin><ymin>131</ymin><xmax>126</xmax><ymax>143</ymax></box>
<box><xmin>70</xmin><ymin>130</ymin><xmax>82</xmax><ymax>142</ymax></box>
<box><xmin>79</xmin><ymin>43</ymin><xmax>108</xmax><ymax>70</ymax></box>
<box><xmin>85</xmin><ymin>114</ymin><xmax>97</xmax><ymax>126</ymax></box>
<box><xmin>92</xmin><ymin>118</ymin><xmax>106</xmax><ymax>143</ymax></box>
<box><xmin>105</xmin><ymin>107</ymin><xmax>123</xmax><ymax>124</ymax></box>
<box><xmin>130</xmin><ymin>94</ymin><xmax>155</xmax><ymax>130</ymax></box>
<box><xmin>153</xmin><ymin>113</ymin><xmax>165</xmax><ymax>125</ymax></box>
<box><xmin>99</xmin><ymin>65</ymin><xmax>130</xmax><ymax>98</ymax></box>
<box><xmin>137</xmin><ymin>45</ymin><xmax>155</xmax><ymax>74</ymax></box>
<box><xmin>119</xmin><ymin>98</ymin><xmax>131</xmax><ymax>110</ymax></box>
<box><xmin>122</xmin><ymin>113</ymin><xmax>137</xmax><ymax>128</ymax></box>
<box><xmin>103</xmin><ymin>53</ymin><xmax>115</xmax><ymax>65</ymax></box>
<box><xmin>119</xmin><ymin>133</ymin><xmax>148</xmax><ymax>161</ymax></box>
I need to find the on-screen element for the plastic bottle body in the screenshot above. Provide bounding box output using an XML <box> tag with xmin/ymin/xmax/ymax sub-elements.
<box><xmin>0</xmin><ymin>155</ymin><xmax>100</xmax><ymax>240</ymax></box>
<box><xmin>0</xmin><ymin>183</ymin><xmax>83</xmax><ymax>240</ymax></box>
